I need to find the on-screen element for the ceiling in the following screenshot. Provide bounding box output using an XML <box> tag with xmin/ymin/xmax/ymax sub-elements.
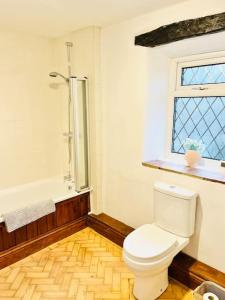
<box><xmin>0</xmin><ymin>0</ymin><xmax>185</xmax><ymax>38</ymax></box>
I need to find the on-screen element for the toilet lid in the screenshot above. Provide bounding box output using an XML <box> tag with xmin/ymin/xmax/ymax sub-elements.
<box><xmin>123</xmin><ymin>224</ymin><xmax>178</xmax><ymax>262</ymax></box>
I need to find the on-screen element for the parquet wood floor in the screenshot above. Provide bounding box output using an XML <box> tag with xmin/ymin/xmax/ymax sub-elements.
<box><xmin>0</xmin><ymin>227</ymin><xmax>193</xmax><ymax>299</ymax></box>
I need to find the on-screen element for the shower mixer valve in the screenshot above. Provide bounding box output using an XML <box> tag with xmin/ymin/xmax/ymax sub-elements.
<box><xmin>63</xmin><ymin>132</ymin><xmax>73</xmax><ymax>138</ymax></box>
<box><xmin>64</xmin><ymin>174</ymin><xmax>72</xmax><ymax>181</ymax></box>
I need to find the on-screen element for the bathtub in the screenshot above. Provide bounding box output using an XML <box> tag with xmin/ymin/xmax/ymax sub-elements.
<box><xmin>0</xmin><ymin>177</ymin><xmax>90</xmax><ymax>267</ymax></box>
<box><xmin>0</xmin><ymin>177</ymin><xmax>90</xmax><ymax>223</ymax></box>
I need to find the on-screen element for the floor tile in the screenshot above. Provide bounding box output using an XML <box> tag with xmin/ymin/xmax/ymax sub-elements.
<box><xmin>0</xmin><ymin>227</ymin><xmax>193</xmax><ymax>299</ymax></box>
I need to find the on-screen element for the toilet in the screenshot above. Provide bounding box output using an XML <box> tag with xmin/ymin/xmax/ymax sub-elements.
<box><xmin>123</xmin><ymin>182</ymin><xmax>197</xmax><ymax>300</ymax></box>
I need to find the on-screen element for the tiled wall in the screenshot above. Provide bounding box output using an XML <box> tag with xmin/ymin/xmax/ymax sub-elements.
<box><xmin>0</xmin><ymin>31</ymin><xmax>62</xmax><ymax>188</ymax></box>
<box><xmin>0</xmin><ymin>27</ymin><xmax>102</xmax><ymax>217</ymax></box>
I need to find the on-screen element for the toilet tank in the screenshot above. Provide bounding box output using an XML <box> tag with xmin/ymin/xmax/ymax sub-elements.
<box><xmin>154</xmin><ymin>182</ymin><xmax>197</xmax><ymax>237</ymax></box>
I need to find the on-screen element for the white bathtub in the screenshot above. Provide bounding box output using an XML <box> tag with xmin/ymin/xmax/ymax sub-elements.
<box><xmin>0</xmin><ymin>177</ymin><xmax>90</xmax><ymax>223</ymax></box>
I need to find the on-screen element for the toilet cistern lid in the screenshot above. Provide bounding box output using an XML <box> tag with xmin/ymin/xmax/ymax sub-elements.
<box><xmin>123</xmin><ymin>224</ymin><xmax>178</xmax><ymax>261</ymax></box>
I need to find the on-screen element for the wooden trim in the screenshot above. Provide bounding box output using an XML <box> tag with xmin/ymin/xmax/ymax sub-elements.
<box><xmin>0</xmin><ymin>216</ymin><xmax>87</xmax><ymax>270</ymax></box>
<box><xmin>0</xmin><ymin>192</ymin><xmax>90</xmax><ymax>252</ymax></box>
<box><xmin>88</xmin><ymin>213</ymin><xmax>225</xmax><ymax>289</ymax></box>
<box><xmin>0</xmin><ymin>192</ymin><xmax>90</xmax><ymax>269</ymax></box>
<box><xmin>88</xmin><ymin>213</ymin><xmax>133</xmax><ymax>247</ymax></box>
<box><xmin>135</xmin><ymin>12</ymin><xmax>225</xmax><ymax>47</ymax></box>
<box><xmin>169</xmin><ymin>252</ymin><xmax>225</xmax><ymax>290</ymax></box>
<box><xmin>143</xmin><ymin>160</ymin><xmax>225</xmax><ymax>185</ymax></box>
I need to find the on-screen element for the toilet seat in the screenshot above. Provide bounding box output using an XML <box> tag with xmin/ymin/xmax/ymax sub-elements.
<box><xmin>123</xmin><ymin>224</ymin><xmax>178</xmax><ymax>263</ymax></box>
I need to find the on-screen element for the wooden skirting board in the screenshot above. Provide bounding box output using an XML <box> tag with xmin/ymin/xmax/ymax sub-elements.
<box><xmin>88</xmin><ymin>213</ymin><xmax>225</xmax><ymax>290</ymax></box>
<box><xmin>88</xmin><ymin>212</ymin><xmax>133</xmax><ymax>247</ymax></box>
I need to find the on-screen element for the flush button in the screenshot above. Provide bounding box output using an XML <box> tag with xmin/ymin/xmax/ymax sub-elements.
<box><xmin>169</xmin><ymin>185</ymin><xmax>176</xmax><ymax>189</ymax></box>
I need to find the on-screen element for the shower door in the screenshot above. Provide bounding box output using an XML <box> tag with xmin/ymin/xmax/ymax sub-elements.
<box><xmin>70</xmin><ymin>77</ymin><xmax>90</xmax><ymax>192</ymax></box>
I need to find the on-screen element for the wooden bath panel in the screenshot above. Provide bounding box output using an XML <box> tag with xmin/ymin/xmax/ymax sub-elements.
<box><xmin>0</xmin><ymin>192</ymin><xmax>90</xmax><ymax>252</ymax></box>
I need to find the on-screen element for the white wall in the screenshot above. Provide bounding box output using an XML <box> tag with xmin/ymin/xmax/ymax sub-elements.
<box><xmin>0</xmin><ymin>30</ymin><xmax>63</xmax><ymax>187</ymax></box>
<box><xmin>101</xmin><ymin>0</ymin><xmax>225</xmax><ymax>273</ymax></box>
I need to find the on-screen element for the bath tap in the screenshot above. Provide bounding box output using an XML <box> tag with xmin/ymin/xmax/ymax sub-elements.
<box><xmin>68</xmin><ymin>185</ymin><xmax>73</xmax><ymax>190</ymax></box>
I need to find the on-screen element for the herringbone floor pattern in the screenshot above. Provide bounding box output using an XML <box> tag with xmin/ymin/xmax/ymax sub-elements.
<box><xmin>0</xmin><ymin>228</ymin><xmax>193</xmax><ymax>300</ymax></box>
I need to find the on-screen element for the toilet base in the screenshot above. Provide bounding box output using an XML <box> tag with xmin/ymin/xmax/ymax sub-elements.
<box><xmin>133</xmin><ymin>269</ymin><xmax>168</xmax><ymax>300</ymax></box>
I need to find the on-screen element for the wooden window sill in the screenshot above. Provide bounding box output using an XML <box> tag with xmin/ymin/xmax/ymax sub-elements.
<box><xmin>142</xmin><ymin>160</ymin><xmax>225</xmax><ymax>185</ymax></box>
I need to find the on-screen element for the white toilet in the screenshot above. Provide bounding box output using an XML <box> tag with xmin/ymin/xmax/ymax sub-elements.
<box><xmin>123</xmin><ymin>182</ymin><xmax>197</xmax><ymax>300</ymax></box>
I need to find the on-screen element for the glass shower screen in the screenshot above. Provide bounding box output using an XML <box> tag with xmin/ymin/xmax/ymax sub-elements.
<box><xmin>70</xmin><ymin>77</ymin><xmax>90</xmax><ymax>192</ymax></box>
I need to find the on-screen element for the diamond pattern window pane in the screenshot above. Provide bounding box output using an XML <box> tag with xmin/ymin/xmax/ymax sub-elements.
<box><xmin>182</xmin><ymin>63</ymin><xmax>225</xmax><ymax>85</ymax></box>
<box><xmin>172</xmin><ymin>97</ymin><xmax>225</xmax><ymax>161</ymax></box>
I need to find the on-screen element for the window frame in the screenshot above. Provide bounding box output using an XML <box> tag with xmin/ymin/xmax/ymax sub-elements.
<box><xmin>166</xmin><ymin>51</ymin><xmax>225</xmax><ymax>170</ymax></box>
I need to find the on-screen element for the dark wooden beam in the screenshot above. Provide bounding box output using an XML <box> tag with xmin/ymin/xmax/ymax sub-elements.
<box><xmin>88</xmin><ymin>213</ymin><xmax>225</xmax><ymax>290</ymax></box>
<box><xmin>135</xmin><ymin>12</ymin><xmax>225</xmax><ymax>47</ymax></box>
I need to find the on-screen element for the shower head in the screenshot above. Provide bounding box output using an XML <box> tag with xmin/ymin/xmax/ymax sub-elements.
<box><xmin>49</xmin><ymin>72</ymin><xmax>69</xmax><ymax>82</ymax></box>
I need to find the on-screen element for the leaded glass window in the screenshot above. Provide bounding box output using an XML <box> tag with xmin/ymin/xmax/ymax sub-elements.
<box><xmin>172</xmin><ymin>97</ymin><xmax>225</xmax><ymax>160</ymax></box>
<box><xmin>181</xmin><ymin>63</ymin><xmax>225</xmax><ymax>86</ymax></box>
<box><xmin>171</xmin><ymin>59</ymin><xmax>225</xmax><ymax>161</ymax></box>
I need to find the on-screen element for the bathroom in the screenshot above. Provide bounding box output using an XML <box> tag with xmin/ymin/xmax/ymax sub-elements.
<box><xmin>0</xmin><ymin>0</ymin><xmax>225</xmax><ymax>299</ymax></box>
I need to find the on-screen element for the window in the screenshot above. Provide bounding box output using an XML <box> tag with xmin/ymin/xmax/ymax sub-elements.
<box><xmin>181</xmin><ymin>63</ymin><xmax>225</xmax><ymax>86</ymax></box>
<box><xmin>170</xmin><ymin>55</ymin><xmax>225</xmax><ymax>162</ymax></box>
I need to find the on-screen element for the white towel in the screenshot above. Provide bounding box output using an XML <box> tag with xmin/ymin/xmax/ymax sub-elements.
<box><xmin>3</xmin><ymin>199</ymin><xmax>56</xmax><ymax>233</ymax></box>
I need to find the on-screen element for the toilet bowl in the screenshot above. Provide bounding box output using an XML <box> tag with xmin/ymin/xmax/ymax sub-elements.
<box><xmin>123</xmin><ymin>224</ymin><xmax>189</xmax><ymax>300</ymax></box>
<box><xmin>123</xmin><ymin>182</ymin><xmax>197</xmax><ymax>300</ymax></box>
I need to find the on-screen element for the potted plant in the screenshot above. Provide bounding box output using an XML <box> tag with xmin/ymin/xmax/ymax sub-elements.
<box><xmin>183</xmin><ymin>138</ymin><xmax>205</xmax><ymax>168</ymax></box>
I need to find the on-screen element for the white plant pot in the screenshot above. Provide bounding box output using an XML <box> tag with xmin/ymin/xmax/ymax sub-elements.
<box><xmin>185</xmin><ymin>150</ymin><xmax>201</xmax><ymax>168</ymax></box>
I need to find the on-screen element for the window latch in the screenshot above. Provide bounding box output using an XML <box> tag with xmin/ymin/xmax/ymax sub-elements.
<box><xmin>192</xmin><ymin>87</ymin><xmax>208</xmax><ymax>90</ymax></box>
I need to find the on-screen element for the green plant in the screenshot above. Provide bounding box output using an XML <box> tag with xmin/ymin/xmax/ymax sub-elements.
<box><xmin>183</xmin><ymin>138</ymin><xmax>205</xmax><ymax>154</ymax></box>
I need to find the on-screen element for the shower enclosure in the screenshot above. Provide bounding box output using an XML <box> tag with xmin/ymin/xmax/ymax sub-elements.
<box><xmin>70</xmin><ymin>77</ymin><xmax>90</xmax><ymax>191</ymax></box>
<box><xmin>49</xmin><ymin>43</ymin><xmax>90</xmax><ymax>193</ymax></box>
<box><xmin>0</xmin><ymin>38</ymin><xmax>91</xmax><ymax>256</ymax></box>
